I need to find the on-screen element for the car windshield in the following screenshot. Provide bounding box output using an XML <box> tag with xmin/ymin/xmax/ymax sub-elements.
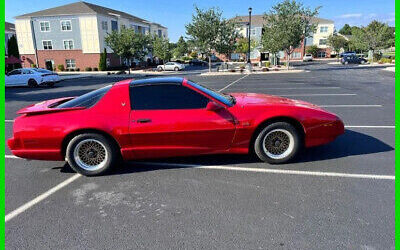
<box><xmin>57</xmin><ymin>85</ymin><xmax>112</xmax><ymax>108</ymax></box>
<box><xmin>186</xmin><ymin>80</ymin><xmax>234</xmax><ymax>107</ymax></box>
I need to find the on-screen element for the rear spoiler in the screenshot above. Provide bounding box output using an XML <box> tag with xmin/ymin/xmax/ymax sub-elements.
<box><xmin>17</xmin><ymin>97</ymin><xmax>84</xmax><ymax>115</ymax></box>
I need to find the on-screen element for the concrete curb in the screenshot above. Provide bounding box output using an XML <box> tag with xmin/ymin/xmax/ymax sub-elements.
<box><xmin>200</xmin><ymin>69</ymin><xmax>304</xmax><ymax>76</ymax></box>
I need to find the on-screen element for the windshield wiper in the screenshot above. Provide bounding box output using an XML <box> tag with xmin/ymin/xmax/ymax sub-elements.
<box><xmin>229</xmin><ymin>94</ymin><xmax>236</xmax><ymax>105</ymax></box>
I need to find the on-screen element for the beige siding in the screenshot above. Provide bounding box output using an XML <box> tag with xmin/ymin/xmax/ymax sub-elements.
<box><xmin>313</xmin><ymin>23</ymin><xmax>335</xmax><ymax>48</ymax></box>
<box><xmin>15</xmin><ymin>19</ymin><xmax>35</xmax><ymax>54</ymax></box>
<box><xmin>79</xmin><ymin>15</ymin><xmax>100</xmax><ymax>53</ymax></box>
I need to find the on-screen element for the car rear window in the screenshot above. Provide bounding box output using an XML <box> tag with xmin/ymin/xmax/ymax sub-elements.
<box><xmin>57</xmin><ymin>85</ymin><xmax>112</xmax><ymax>108</ymax></box>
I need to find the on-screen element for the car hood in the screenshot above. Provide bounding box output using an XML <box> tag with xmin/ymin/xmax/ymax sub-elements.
<box><xmin>230</xmin><ymin>92</ymin><xmax>323</xmax><ymax>110</ymax></box>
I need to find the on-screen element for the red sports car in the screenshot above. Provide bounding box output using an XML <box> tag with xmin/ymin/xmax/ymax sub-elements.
<box><xmin>8</xmin><ymin>77</ymin><xmax>344</xmax><ymax>176</ymax></box>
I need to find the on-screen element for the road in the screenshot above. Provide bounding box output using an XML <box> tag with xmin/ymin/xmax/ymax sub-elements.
<box><xmin>5</xmin><ymin>63</ymin><xmax>395</xmax><ymax>249</ymax></box>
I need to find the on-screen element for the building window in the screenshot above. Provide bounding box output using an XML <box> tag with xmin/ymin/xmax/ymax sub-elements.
<box><xmin>106</xmin><ymin>58</ymin><xmax>110</xmax><ymax>67</ymax></box>
<box><xmin>66</xmin><ymin>59</ymin><xmax>76</xmax><ymax>69</ymax></box>
<box><xmin>42</xmin><ymin>40</ymin><xmax>53</xmax><ymax>50</ymax></box>
<box><xmin>250</xmin><ymin>28</ymin><xmax>256</xmax><ymax>36</ymax></box>
<box><xmin>319</xmin><ymin>39</ymin><xmax>327</xmax><ymax>45</ymax></box>
<box><xmin>61</xmin><ymin>20</ymin><xmax>72</xmax><ymax>31</ymax></box>
<box><xmin>121</xmin><ymin>24</ymin><xmax>126</xmax><ymax>29</ymax></box>
<box><xmin>320</xmin><ymin>26</ymin><xmax>328</xmax><ymax>33</ymax></box>
<box><xmin>291</xmin><ymin>52</ymin><xmax>301</xmax><ymax>59</ymax></box>
<box><xmin>40</xmin><ymin>21</ymin><xmax>50</xmax><ymax>32</ymax></box>
<box><xmin>63</xmin><ymin>40</ymin><xmax>74</xmax><ymax>50</ymax></box>
<box><xmin>102</xmin><ymin>21</ymin><xmax>108</xmax><ymax>30</ymax></box>
<box><xmin>158</xmin><ymin>30</ymin><xmax>162</xmax><ymax>38</ymax></box>
<box><xmin>317</xmin><ymin>51</ymin><xmax>326</xmax><ymax>58</ymax></box>
<box><xmin>111</xmin><ymin>20</ymin><xmax>118</xmax><ymax>31</ymax></box>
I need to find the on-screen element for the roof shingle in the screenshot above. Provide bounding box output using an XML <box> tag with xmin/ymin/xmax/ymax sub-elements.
<box><xmin>15</xmin><ymin>1</ymin><xmax>149</xmax><ymax>24</ymax></box>
<box><xmin>231</xmin><ymin>14</ymin><xmax>334</xmax><ymax>26</ymax></box>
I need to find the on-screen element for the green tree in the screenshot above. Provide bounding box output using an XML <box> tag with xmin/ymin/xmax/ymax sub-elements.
<box><xmin>186</xmin><ymin>6</ymin><xmax>239</xmax><ymax>72</ymax></box>
<box><xmin>349</xmin><ymin>21</ymin><xmax>394</xmax><ymax>58</ymax></box>
<box><xmin>152</xmin><ymin>36</ymin><xmax>172</xmax><ymax>66</ymax></box>
<box><xmin>339</xmin><ymin>24</ymin><xmax>352</xmax><ymax>35</ymax></box>
<box><xmin>7</xmin><ymin>35</ymin><xmax>21</xmax><ymax>70</ymax></box>
<box><xmin>172</xmin><ymin>36</ymin><xmax>188</xmax><ymax>58</ymax></box>
<box><xmin>98</xmin><ymin>48</ymin><xmax>107</xmax><ymax>71</ymax></box>
<box><xmin>306</xmin><ymin>45</ymin><xmax>319</xmax><ymax>57</ymax></box>
<box><xmin>105</xmin><ymin>27</ymin><xmax>152</xmax><ymax>74</ymax></box>
<box><xmin>236</xmin><ymin>37</ymin><xmax>258</xmax><ymax>61</ymax></box>
<box><xmin>261</xmin><ymin>0</ymin><xmax>320</xmax><ymax>70</ymax></box>
<box><xmin>327</xmin><ymin>34</ymin><xmax>348</xmax><ymax>60</ymax></box>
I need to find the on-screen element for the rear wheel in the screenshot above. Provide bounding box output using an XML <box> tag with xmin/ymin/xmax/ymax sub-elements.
<box><xmin>47</xmin><ymin>82</ymin><xmax>55</xmax><ymax>87</ymax></box>
<box><xmin>28</xmin><ymin>79</ymin><xmax>38</xmax><ymax>88</ymax></box>
<box><xmin>66</xmin><ymin>133</ymin><xmax>119</xmax><ymax>176</ymax></box>
<box><xmin>254</xmin><ymin>122</ymin><xmax>301</xmax><ymax>164</ymax></box>
<box><xmin>174</xmin><ymin>67</ymin><xmax>179</xmax><ymax>71</ymax></box>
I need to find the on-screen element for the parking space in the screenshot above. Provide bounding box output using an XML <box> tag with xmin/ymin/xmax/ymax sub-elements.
<box><xmin>5</xmin><ymin>66</ymin><xmax>395</xmax><ymax>249</ymax></box>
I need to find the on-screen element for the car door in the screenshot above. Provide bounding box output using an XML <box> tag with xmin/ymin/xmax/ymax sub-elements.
<box><xmin>127</xmin><ymin>83</ymin><xmax>236</xmax><ymax>159</ymax></box>
<box><xmin>21</xmin><ymin>69</ymin><xmax>36</xmax><ymax>85</ymax></box>
<box><xmin>165</xmin><ymin>62</ymin><xmax>174</xmax><ymax>71</ymax></box>
<box><xmin>5</xmin><ymin>69</ymin><xmax>23</xmax><ymax>86</ymax></box>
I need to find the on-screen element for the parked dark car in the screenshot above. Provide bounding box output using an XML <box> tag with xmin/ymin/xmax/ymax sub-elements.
<box><xmin>341</xmin><ymin>55</ymin><xmax>368</xmax><ymax>65</ymax></box>
<box><xmin>189</xmin><ymin>59</ymin><xmax>208</xmax><ymax>66</ymax></box>
<box><xmin>340</xmin><ymin>51</ymin><xmax>356</xmax><ymax>58</ymax></box>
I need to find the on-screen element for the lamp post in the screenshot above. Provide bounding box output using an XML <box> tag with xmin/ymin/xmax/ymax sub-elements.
<box><xmin>246</xmin><ymin>7</ymin><xmax>252</xmax><ymax>72</ymax></box>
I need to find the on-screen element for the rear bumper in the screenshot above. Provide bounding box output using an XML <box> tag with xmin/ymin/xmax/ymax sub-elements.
<box><xmin>7</xmin><ymin>137</ymin><xmax>63</xmax><ymax>161</ymax></box>
<box><xmin>305</xmin><ymin>119</ymin><xmax>345</xmax><ymax>147</ymax></box>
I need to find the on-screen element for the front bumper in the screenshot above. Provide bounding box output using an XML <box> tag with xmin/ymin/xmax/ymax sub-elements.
<box><xmin>305</xmin><ymin>119</ymin><xmax>345</xmax><ymax>147</ymax></box>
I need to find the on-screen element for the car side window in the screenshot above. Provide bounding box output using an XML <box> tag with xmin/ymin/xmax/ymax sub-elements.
<box><xmin>8</xmin><ymin>70</ymin><xmax>21</xmax><ymax>75</ymax></box>
<box><xmin>130</xmin><ymin>84</ymin><xmax>209</xmax><ymax>110</ymax></box>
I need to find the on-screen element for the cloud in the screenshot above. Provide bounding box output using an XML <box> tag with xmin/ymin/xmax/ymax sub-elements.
<box><xmin>337</xmin><ymin>13</ymin><xmax>363</xmax><ymax>18</ymax></box>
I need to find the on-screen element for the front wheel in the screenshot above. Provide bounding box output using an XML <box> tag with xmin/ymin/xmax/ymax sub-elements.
<box><xmin>254</xmin><ymin>122</ymin><xmax>301</xmax><ymax>164</ymax></box>
<box><xmin>28</xmin><ymin>79</ymin><xmax>38</xmax><ymax>88</ymax></box>
<box><xmin>174</xmin><ymin>67</ymin><xmax>179</xmax><ymax>71</ymax></box>
<box><xmin>66</xmin><ymin>133</ymin><xmax>119</xmax><ymax>176</ymax></box>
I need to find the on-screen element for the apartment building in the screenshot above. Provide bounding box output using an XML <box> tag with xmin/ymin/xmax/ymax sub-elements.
<box><xmin>5</xmin><ymin>21</ymin><xmax>16</xmax><ymax>57</ymax></box>
<box><xmin>231</xmin><ymin>15</ymin><xmax>335</xmax><ymax>62</ymax></box>
<box><xmin>15</xmin><ymin>1</ymin><xmax>168</xmax><ymax>70</ymax></box>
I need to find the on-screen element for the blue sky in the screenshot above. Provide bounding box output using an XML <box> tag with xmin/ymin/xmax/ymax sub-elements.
<box><xmin>5</xmin><ymin>0</ymin><xmax>395</xmax><ymax>42</ymax></box>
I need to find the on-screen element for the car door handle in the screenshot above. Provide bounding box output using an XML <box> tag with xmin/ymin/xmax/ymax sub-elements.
<box><xmin>136</xmin><ymin>119</ymin><xmax>152</xmax><ymax>123</ymax></box>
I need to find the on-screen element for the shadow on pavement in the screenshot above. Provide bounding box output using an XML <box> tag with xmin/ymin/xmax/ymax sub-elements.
<box><xmin>55</xmin><ymin>129</ymin><xmax>393</xmax><ymax>176</ymax></box>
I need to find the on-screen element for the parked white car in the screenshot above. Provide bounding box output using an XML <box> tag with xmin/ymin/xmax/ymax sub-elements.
<box><xmin>157</xmin><ymin>62</ymin><xmax>185</xmax><ymax>71</ymax></box>
<box><xmin>5</xmin><ymin>68</ymin><xmax>60</xmax><ymax>87</ymax></box>
<box><xmin>303</xmin><ymin>54</ymin><xmax>313</xmax><ymax>62</ymax></box>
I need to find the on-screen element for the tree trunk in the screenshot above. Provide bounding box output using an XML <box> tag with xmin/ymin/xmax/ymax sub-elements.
<box><xmin>208</xmin><ymin>55</ymin><xmax>212</xmax><ymax>72</ymax></box>
<box><xmin>287</xmin><ymin>54</ymin><xmax>290</xmax><ymax>70</ymax></box>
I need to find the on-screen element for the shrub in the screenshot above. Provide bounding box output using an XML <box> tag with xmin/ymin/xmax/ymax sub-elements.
<box><xmin>93</xmin><ymin>67</ymin><xmax>99</xmax><ymax>71</ymax></box>
<box><xmin>265</xmin><ymin>61</ymin><xmax>271</xmax><ymax>68</ymax></box>
<box><xmin>99</xmin><ymin>48</ymin><xmax>107</xmax><ymax>71</ymax></box>
<box><xmin>85</xmin><ymin>67</ymin><xmax>92</xmax><ymax>71</ymax></box>
<box><xmin>57</xmin><ymin>64</ymin><xmax>65</xmax><ymax>71</ymax></box>
<box><xmin>69</xmin><ymin>68</ymin><xmax>75</xmax><ymax>72</ymax></box>
<box><xmin>379</xmin><ymin>58</ymin><xmax>392</xmax><ymax>64</ymax></box>
<box><xmin>31</xmin><ymin>64</ymin><xmax>37</xmax><ymax>68</ymax></box>
<box><xmin>75</xmin><ymin>68</ymin><xmax>80</xmax><ymax>71</ymax></box>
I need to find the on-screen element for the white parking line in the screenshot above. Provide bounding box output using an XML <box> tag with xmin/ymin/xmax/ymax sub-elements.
<box><xmin>281</xmin><ymin>93</ymin><xmax>357</xmax><ymax>97</ymax></box>
<box><xmin>5</xmin><ymin>155</ymin><xmax>19</xmax><ymax>159</ymax></box>
<box><xmin>218</xmin><ymin>74</ymin><xmax>249</xmax><ymax>92</ymax></box>
<box><xmin>243</xmin><ymin>87</ymin><xmax>341</xmax><ymax>90</ymax></box>
<box><xmin>5</xmin><ymin>173</ymin><xmax>81</xmax><ymax>222</ymax></box>
<box><xmin>320</xmin><ymin>105</ymin><xmax>383</xmax><ymax>107</ymax></box>
<box><xmin>140</xmin><ymin>162</ymin><xmax>395</xmax><ymax>180</ymax></box>
<box><xmin>5</xmin><ymin>120</ymin><xmax>14</xmax><ymax>123</ymax></box>
<box><xmin>345</xmin><ymin>125</ymin><xmax>395</xmax><ymax>128</ymax></box>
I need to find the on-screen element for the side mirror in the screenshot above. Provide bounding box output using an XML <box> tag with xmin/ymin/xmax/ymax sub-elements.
<box><xmin>206</xmin><ymin>101</ymin><xmax>224</xmax><ymax>111</ymax></box>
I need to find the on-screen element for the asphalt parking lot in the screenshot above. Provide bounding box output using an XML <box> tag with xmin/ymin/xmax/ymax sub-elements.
<box><xmin>5</xmin><ymin>63</ymin><xmax>395</xmax><ymax>249</ymax></box>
